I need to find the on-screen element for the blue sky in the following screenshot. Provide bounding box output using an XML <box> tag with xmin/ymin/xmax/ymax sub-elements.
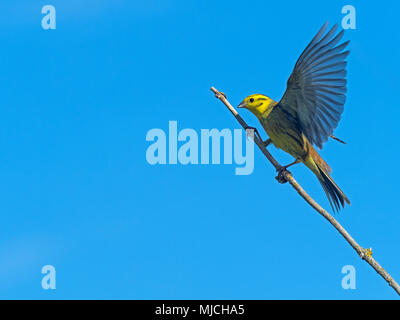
<box><xmin>0</xmin><ymin>0</ymin><xmax>399</xmax><ymax>299</ymax></box>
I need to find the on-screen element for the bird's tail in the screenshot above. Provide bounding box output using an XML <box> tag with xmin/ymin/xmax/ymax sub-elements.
<box><xmin>304</xmin><ymin>145</ymin><xmax>351</xmax><ymax>212</ymax></box>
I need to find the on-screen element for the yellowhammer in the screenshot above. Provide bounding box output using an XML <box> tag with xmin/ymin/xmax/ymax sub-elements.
<box><xmin>238</xmin><ymin>22</ymin><xmax>350</xmax><ymax>211</ymax></box>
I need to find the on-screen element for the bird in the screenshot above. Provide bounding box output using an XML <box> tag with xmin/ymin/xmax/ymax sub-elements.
<box><xmin>237</xmin><ymin>22</ymin><xmax>350</xmax><ymax>212</ymax></box>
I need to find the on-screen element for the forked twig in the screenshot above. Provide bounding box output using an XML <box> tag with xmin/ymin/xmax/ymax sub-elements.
<box><xmin>211</xmin><ymin>86</ymin><xmax>400</xmax><ymax>296</ymax></box>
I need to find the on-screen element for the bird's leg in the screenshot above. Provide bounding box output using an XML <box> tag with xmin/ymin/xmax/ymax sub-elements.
<box><xmin>263</xmin><ymin>138</ymin><xmax>272</xmax><ymax>148</ymax></box>
<box><xmin>275</xmin><ymin>159</ymin><xmax>301</xmax><ymax>183</ymax></box>
<box><xmin>244</xmin><ymin>126</ymin><xmax>264</xmax><ymax>144</ymax></box>
<box><xmin>277</xmin><ymin>159</ymin><xmax>301</xmax><ymax>173</ymax></box>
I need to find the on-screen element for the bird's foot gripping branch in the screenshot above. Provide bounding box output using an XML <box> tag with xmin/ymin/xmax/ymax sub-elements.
<box><xmin>275</xmin><ymin>168</ymin><xmax>291</xmax><ymax>184</ymax></box>
<box><xmin>210</xmin><ymin>86</ymin><xmax>400</xmax><ymax>296</ymax></box>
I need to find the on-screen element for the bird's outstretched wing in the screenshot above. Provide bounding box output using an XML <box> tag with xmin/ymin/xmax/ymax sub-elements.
<box><xmin>279</xmin><ymin>22</ymin><xmax>350</xmax><ymax>149</ymax></box>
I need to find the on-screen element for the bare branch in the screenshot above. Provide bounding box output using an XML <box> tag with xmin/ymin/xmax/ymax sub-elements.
<box><xmin>211</xmin><ymin>86</ymin><xmax>400</xmax><ymax>296</ymax></box>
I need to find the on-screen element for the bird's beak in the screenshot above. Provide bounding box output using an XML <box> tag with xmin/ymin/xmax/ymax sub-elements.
<box><xmin>237</xmin><ymin>101</ymin><xmax>247</xmax><ymax>109</ymax></box>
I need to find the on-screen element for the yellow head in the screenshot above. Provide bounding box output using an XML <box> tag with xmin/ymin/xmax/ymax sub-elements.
<box><xmin>237</xmin><ymin>94</ymin><xmax>276</xmax><ymax>118</ymax></box>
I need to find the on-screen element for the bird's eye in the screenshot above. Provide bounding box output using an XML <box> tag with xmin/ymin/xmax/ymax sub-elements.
<box><xmin>249</xmin><ymin>98</ymin><xmax>254</xmax><ymax>103</ymax></box>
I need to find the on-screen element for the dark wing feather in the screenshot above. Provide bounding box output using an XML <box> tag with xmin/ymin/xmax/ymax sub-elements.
<box><xmin>279</xmin><ymin>22</ymin><xmax>350</xmax><ymax>149</ymax></box>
